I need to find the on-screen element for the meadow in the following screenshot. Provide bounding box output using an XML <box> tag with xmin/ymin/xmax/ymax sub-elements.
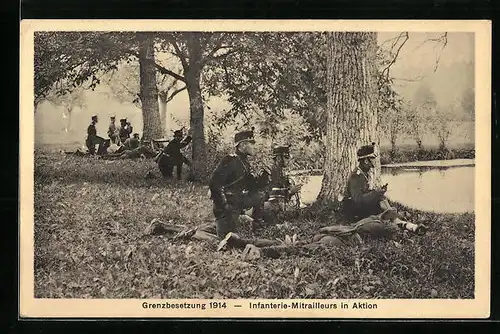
<box><xmin>34</xmin><ymin>150</ymin><xmax>474</xmax><ymax>299</ymax></box>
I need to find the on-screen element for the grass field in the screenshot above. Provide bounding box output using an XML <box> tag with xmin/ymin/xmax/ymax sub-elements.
<box><xmin>33</xmin><ymin>150</ymin><xmax>475</xmax><ymax>299</ymax></box>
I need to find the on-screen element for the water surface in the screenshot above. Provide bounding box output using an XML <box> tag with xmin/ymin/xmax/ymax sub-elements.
<box><xmin>294</xmin><ymin>163</ymin><xmax>474</xmax><ymax>214</ymax></box>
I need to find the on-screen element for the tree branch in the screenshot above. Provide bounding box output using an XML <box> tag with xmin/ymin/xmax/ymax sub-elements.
<box><xmin>212</xmin><ymin>48</ymin><xmax>242</xmax><ymax>61</ymax></box>
<box><xmin>166</xmin><ymin>85</ymin><xmax>187</xmax><ymax>102</ymax></box>
<box><xmin>153</xmin><ymin>62</ymin><xmax>186</xmax><ymax>83</ymax></box>
<box><xmin>379</xmin><ymin>32</ymin><xmax>409</xmax><ymax>83</ymax></box>
<box><xmin>431</xmin><ymin>32</ymin><xmax>448</xmax><ymax>73</ymax></box>
<box><xmin>167</xmin><ymin>35</ymin><xmax>189</xmax><ymax>71</ymax></box>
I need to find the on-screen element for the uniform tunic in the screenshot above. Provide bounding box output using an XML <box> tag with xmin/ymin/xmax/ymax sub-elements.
<box><xmin>163</xmin><ymin>136</ymin><xmax>192</xmax><ymax>165</ymax></box>
<box><xmin>157</xmin><ymin>136</ymin><xmax>192</xmax><ymax>179</ymax></box>
<box><xmin>343</xmin><ymin>167</ymin><xmax>385</xmax><ymax>219</ymax></box>
<box><xmin>108</xmin><ymin>122</ymin><xmax>119</xmax><ymax>143</ymax></box>
<box><xmin>119</xmin><ymin>125</ymin><xmax>133</xmax><ymax>143</ymax></box>
<box><xmin>209</xmin><ymin>151</ymin><xmax>267</xmax><ymax>237</ymax></box>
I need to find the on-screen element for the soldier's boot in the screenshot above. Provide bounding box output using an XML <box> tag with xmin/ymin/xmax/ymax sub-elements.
<box><xmin>394</xmin><ymin>218</ymin><xmax>427</xmax><ymax>235</ymax></box>
<box><xmin>379</xmin><ymin>208</ymin><xmax>427</xmax><ymax>235</ymax></box>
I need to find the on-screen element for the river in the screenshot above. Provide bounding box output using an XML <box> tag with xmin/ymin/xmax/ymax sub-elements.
<box><xmin>293</xmin><ymin>159</ymin><xmax>475</xmax><ymax>214</ymax></box>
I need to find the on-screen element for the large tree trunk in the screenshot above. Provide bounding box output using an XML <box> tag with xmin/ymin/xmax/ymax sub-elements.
<box><xmin>186</xmin><ymin>33</ymin><xmax>206</xmax><ymax>181</ymax></box>
<box><xmin>137</xmin><ymin>33</ymin><xmax>163</xmax><ymax>141</ymax></box>
<box><xmin>317</xmin><ymin>32</ymin><xmax>380</xmax><ymax>205</ymax></box>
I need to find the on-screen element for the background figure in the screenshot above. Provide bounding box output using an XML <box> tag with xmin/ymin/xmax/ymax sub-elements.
<box><xmin>119</xmin><ymin>118</ymin><xmax>133</xmax><ymax>144</ymax></box>
<box><xmin>85</xmin><ymin>115</ymin><xmax>105</xmax><ymax>155</ymax></box>
<box><xmin>107</xmin><ymin>115</ymin><xmax>120</xmax><ymax>145</ymax></box>
<box><xmin>158</xmin><ymin>129</ymin><xmax>192</xmax><ymax>180</ymax></box>
<box><xmin>270</xmin><ymin>145</ymin><xmax>289</xmax><ymax>188</ymax></box>
<box><xmin>266</xmin><ymin>145</ymin><xmax>302</xmax><ymax>209</ymax></box>
<box><xmin>124</xmin><ymin>133</ymin><xmax>141</xmax><ymax>150</ymax></box>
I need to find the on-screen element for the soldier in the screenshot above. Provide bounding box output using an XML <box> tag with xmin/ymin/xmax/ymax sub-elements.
<box><xmin>270</xmin><ymin>145</ymin><xmax>290</xmax><ymax>188</ymax></box>
<box><xmin>342</xmin><ymin>142</ymin><xmax>427</xmax><ymax>234</ymax></box>
<box><xmin>107</xmin><ymin>115</ymin><xmax>120</xmax><ymax>144</ymax></box>
<box><xmin>268</xmin><ymin>145</ymin><xmax>302</xmax><ymax>206</ymax></box>
<box><xmin>119</xmin><ymin>118</ymin><xmax>133</xmax><ymax>144</ymax></box>
<box><xmin>209</xmin><ymin>129</ymin><xmax>269</xmax><ymax>238</ymax></box>
<box><xmin>157</xmin><ymin>129</ymin><xmax>192</xmax><ymax>180</ymax></box>
<box><xmin>85</xmin><ymin>115</ymin><xmax>105</xmax><ymax>155</ymax></box>
<box><xmin>123</xmin><ymin>133</ymin><xmax>141</xmax><ymax>150</ymax></box>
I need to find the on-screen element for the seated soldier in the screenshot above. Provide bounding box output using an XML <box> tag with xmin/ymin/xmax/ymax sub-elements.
<box><xmin>342</xmin><ymin>142</ymin><xmax>427</xmax><ymax>234</ymax></box>
<box><xmin>124</xmin><ymin>133</ymin><xmax>141</xmax><ymax>150</ymax></box>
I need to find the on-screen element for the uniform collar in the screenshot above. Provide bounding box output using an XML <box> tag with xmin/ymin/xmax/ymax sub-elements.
<box><xmin>235</xmin><ymin>150</ymin><xmax>248</xmax><ymax>159</ymax></box>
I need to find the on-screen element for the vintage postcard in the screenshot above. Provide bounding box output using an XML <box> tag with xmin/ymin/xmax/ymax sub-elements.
<box><xmin>20</xmin><ymin>19</ymin><xmax>491</xmax><ymax>318</ymax></box>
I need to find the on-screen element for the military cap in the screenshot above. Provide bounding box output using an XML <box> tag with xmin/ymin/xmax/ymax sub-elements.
<box><xmin>234</xmin><ymin>127</ymin><xmax>256</xmax><ymax>146</ymax></box>
<box><xmin>91</xmin><ymin>115</ymin><xmax>98</xmax><ymax>121</ymax></box>
<box><xmin>120</xmin><ymin>118</ymin><xmax>127</xmax><ymax>123</ymax></box>
<box><xmin>110</xmin><ymin>115</ymin><xmax>116</xmax><ymax>119</ymax></box>
<box><xmin>357</xmin><ymin>142</ymin><xmax>377</xmax><ymax>160</ymax></box>
<box><xmin>272</xmin><ymin>145</ymin><xmax>290</xmax><ymax>157</ymax></box>
<box><xmin>133</xmin><ymin>133</ymin><xmax>140</xmax><ymax>138</ymax></box>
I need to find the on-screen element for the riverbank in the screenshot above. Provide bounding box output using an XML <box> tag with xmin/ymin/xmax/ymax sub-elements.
<box><xmin>33</xmin><ymin>152</ymin><xmax>474</xmax><ymax>299</ymax></box>
<box><xmin>379</xmin><ymin>145</ymin><xmax>475</xmax><ymax>165</ymax></box>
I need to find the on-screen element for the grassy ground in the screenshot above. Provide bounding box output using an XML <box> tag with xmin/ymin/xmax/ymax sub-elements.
<box><xmin>34</xmin><ymin>151</ymin><xmax>475</xmax><ymax>299</ymax></box>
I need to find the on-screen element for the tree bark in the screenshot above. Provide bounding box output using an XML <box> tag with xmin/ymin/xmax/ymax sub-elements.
<box><xmin>185</xmin><ymin>33</ymin><xmax>207</xmax><ymax>181</ymax></box>
<box><xmin>317</xmin><ymin>32</ymin><xmax>379</xmax><ymax>205</ymax></box>
<box><xmin>137</xmin><ymin>33</ymin><xmax>163</xmax><ymax>141</ymax></box>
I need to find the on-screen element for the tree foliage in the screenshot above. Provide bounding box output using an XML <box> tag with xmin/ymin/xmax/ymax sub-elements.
<box><xmin>203</xmin><ymin>32</ymin><xmax>327</xmax><ymax>140</ymax></box>
<box><xmin>34</xmin><ymin>32</ymin><xmax>136</xmax><ymax>107</ymax></box>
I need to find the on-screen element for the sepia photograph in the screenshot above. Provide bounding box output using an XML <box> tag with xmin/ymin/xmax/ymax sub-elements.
<box><xmin>20</xmin><ymin>20</ymin><xmax>491</xmax><ymax>318</ymax></box>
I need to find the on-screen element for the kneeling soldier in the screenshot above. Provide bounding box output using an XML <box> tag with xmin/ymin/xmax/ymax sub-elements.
<box><xmin>209</xmin><ymin>128</ymin><xmax>268</xmax><ymax>238</ymax></box>
<box><xmin>343</xmin><ymin>142</ymin><xmax>427</xmax><ymax>234</ymax></box>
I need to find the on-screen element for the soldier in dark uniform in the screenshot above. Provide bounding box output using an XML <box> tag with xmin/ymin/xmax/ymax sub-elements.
<box><xmin>343</xmin><ymin>142</ymin><xmax>427</xmax><ymax>234</ymax></box>
<box><xmin>209</xmin><ymin>129</ymin><xmax>269</xmax><ymax>238</ymax></box>
<box><xmin>157</xmin><ymin>129</ymin><xmax>192</xmax><ymax>180</ymax></box>
<box><xmin>86</xmin><ymin>115</ymin><xmax>105</xmax><ymax>155</ymax></box>
<box><xmin>119</xmin><ymin>118</ymin><xmax>133</xmax><ymax>144</ymax></box>
<box><xmin>268</xmin><ymin>145</ymin><xmax>302</xmax><ymax>205</ymax></box>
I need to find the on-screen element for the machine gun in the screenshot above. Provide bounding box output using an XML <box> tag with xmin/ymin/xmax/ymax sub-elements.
<box><xmin>265</xmin><ymin>145</ymin><xmax>302</xmax><ymax>212</ymax></box>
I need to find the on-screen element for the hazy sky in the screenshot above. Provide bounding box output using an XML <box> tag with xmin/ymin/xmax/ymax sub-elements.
<box><xmin>35</xmin><ymin>31</ymin><xmax>474</xmax><ymax>145</ymax></box>
<box><xmin>378</xmin><ymin>32</ymin><xmax>474</xmax><ymax>77</ymax></box>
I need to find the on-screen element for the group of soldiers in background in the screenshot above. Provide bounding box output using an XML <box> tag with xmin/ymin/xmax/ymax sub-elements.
<box><xmin>85</xmin><ymin>115</ymin><xmax>136</xmax><ymax>155</ymax></box>
<box><xmin>209</xmin><ymin>129</ymin><xmax>428</xmax><ymax>240</ymax></box>
<box><xmin>85</xmin><ymin>115</ymin><xmax>193</xmax><ymax>177</ymax></box>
